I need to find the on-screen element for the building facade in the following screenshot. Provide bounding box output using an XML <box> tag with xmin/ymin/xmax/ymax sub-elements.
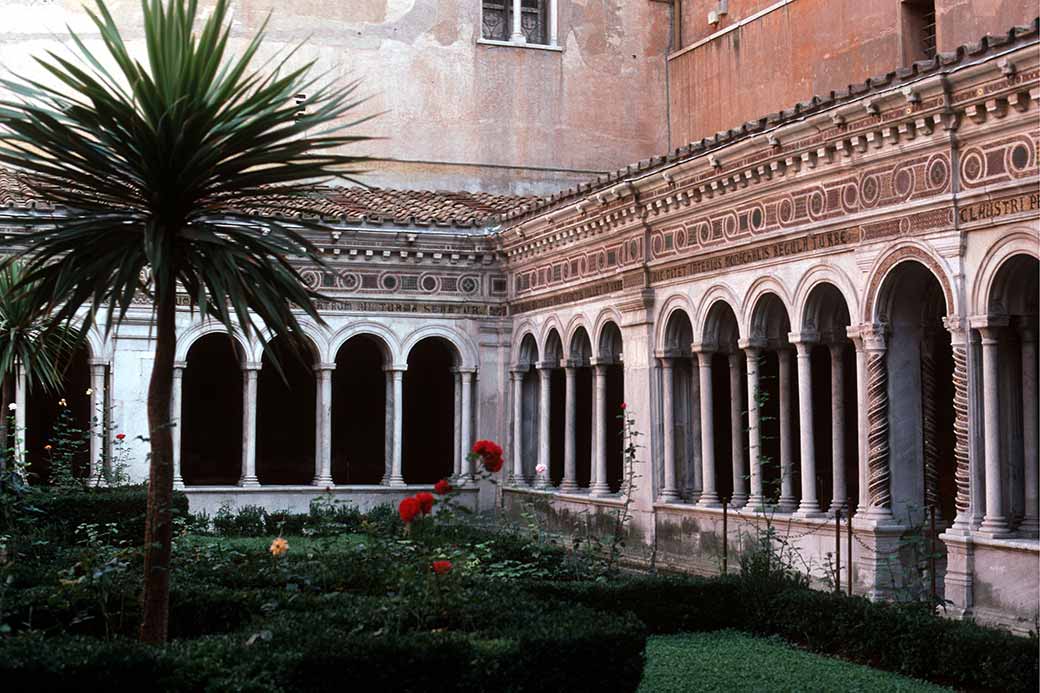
<box><xmin>0</xmin><ymin>2</ymin><xmax>1037</xmax><ymax>632</ymax></box>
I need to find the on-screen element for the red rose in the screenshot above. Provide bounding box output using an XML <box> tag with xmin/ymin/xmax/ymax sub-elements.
<box><xmin>482</xmin><ymin>454</ymin><xmax>504</xmax><ymax>473</ymax></box>
<box><xmin>115</xmin><ymin>433</ymin><xmax>126</xmax><ymax>441</ymax></box>
<box><xmin>620</xmin><ymin>402</ymin><xmax>627</xmax><ymax>410</ymax></box>
<box><xmin>415</xmin><ymin>491</ymin><xmax>435</xmax><ymax>515</ymax></box>
<box><xmin>434</xmin><ymin>479</ymin><xmax>452</xmax><ymax>495</ymax></box>
<box><xmin>399</xmin><ymin>496</ymin><xmax>421</xmax><ymax>524</ymax></box>
<box><xmin>432</xmin><ymin>560</ymin><xmax>452</xmax><ymax>575</ymax></box>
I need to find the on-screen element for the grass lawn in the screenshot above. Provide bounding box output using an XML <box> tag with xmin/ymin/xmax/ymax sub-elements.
<box><xmin>639</xmin><ymin>631</ymin><xmax>951</xmax><ymax>693</ymax></box>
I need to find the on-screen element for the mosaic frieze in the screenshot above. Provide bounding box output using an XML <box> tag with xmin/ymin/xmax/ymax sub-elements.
<box><xmin>297</xmin><ymin>267</ymin><xmax>506</xmax><ymax>298</ymax></box>
<box><xmin>959</xmin><ymin>131</ymin><xmax>1039</xmax><ymax>190</ymax></box>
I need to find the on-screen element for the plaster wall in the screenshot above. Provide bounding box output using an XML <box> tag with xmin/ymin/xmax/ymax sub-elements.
<box><xmin>0</xmin><ymin>0</ymin><xmax>670</xmax><ymax>195</ymax></box>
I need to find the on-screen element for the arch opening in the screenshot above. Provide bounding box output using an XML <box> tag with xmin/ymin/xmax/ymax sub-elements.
<box><xmin>703</xmin><ymin>302</ymin><xmax>742</xmax><ymax>504</ymax></box>
<box><xmin>569</xmin><ymin>327</ymin><xmax>594</xmax><ymax>488</ymax></box>
<box><xmin>332</xmin><ymin>335</ymin><xmax>388</xmax><ymax>484</ymax></box>
<box><xmin>598</xmin><ymin>321</ymin><xmax>625</xmax><ymax>493</ymax></box>
<box><xmin>403</xmin><ymin>337</ymin><xmax>456</xmax><ymax>484</ymax></box>
<box><xmin>182</xmin><ymin>334</ymin><xmax>243</xmax><ymax>485</ymax></box>
<box><xmin>26</xmin><ymin>344</ymin><xmax>92</xmax><ymax>484</ymax></box>
<box><xmin>256</xmin><ymin>336</ymin><xmax>316</xmax><ymax>485</ymax></box>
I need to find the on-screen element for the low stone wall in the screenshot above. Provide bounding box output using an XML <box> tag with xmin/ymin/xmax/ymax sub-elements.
<box><xmin>184</xmin><ymin>485</ymin><xmax>479</xmax><ymax>516</ymax></box>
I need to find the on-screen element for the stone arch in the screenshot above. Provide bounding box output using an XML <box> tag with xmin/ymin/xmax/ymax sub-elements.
<box><xmin>741</xmin><ymin>277</ymin><xmax>793</xmax><ymax>342</ymax></box>
<box><xmin>539</xmin><ymin>316</ymin><xmax>565</xmax><ymax>359</ymax></box>
<box><xmin>564</xmin><ymin>315</ymin><xmax>593</xmax><ymax>362</ymax></box>
<box><xmin>792</xmin><ymin>264</ymin><xmax>860</xmax><ymax>334</ymax></box>
<box><xmin>250</xmin><ymin>318</ymin><xmax>328</xmax><ymax>365</ymax></box>
<box><xmin>400</xmin><ymin>324</ymin><xmax>477</xmax><ymax>370</ymax></box>
<box><xmin>591</xmin><ymin>307</ymin><xmax>624</xmax><ymax>359</ymax></box>
<box><xmin>693</xmin><ymin>284</ymin><xmax>742</xmax><ymax>347</ymax></box>
<box><xmin>597</xmin><ymin>320</ymin><xmax>623</xmax><ymax>362</ymax></box>
<box><xmin>971</xmin><ymin>230</ymin><xmax>1040</xmax><ymax>316</ymax></box>
<box><xmin>175</xmin><ymin>320</ymin><xmax>249</xmax><ymax>364</ymax></box>
<box><xmin>543</xmin><ymin>326</ymin><xmax>565</xmax><ymax>364</ymax></box>
<box><xmin>864</xmin><ymin>243</ymin><xmax>957</xmax><ymax>324</ymax></box>
<box><xmin>748</xmin><ymin>292</ymin><xmax>793</xmax><ymax>347</ymax></box>
<box><xmin>328</xmin><ymin>322</ymin><xmax>399</xmax><ymax>367</ymax></box>
<box><xmin>655</xmin><ymin>293</ymin><xmax>696</xmax><ymax>354</ymax></box>
<box><xmin>699</xmin><ymin>298</ymin><xmax>741</xmax><ymax>351</ymax></box>
<box><xmin>515</xmin><ymin>331</ymin><xmax>540</xmax><ymax>367</ymax></box>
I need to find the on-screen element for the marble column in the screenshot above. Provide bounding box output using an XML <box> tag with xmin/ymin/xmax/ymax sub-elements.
<box><xmin>460</xmin><ymin>370</ymin><xmax>475</xmax><ymax>482</ymax></box>
<box><xmin>560</xmin><ymin>362</ymin><xmax>579</xmax><ymax>491</ymax></box>
<box><xmin>14</xmin><ymin>363</ymin><xmax>26</xmax><ymax>463</ymax></box>
<box><xmin>694</xmin><ymin>347</ymin><xmax>721</xmax><ymax>508</ymax></box>
<box><xmin>589</xmin><ymin>361</ymin><xmax>611</xmax><ymax>497</ymax></box>
<box><xmin>88</xmin><ymin>360</ymin><xmax>107</xmax><ymax>483</ymax></box>
<box><xmin>659</xmin><ymin>357</ymin><xmax>680</xmax><ymax>502</ymax></box>
<box><xmin>685</xmin><ymin>357</ymin><xmax>702</xmax><ymax>502</ymax></box>
<box><xmin>741</xmin><ymin>342</ymin><xmax>765</xmax><ymax>510</ymax></box>
<box><xmin>846</xmin><ymin>329</ymin><xmax>869</xmax><ymax>516</ymax></box>
<box><xmin>239</xmin><ymin>363</ymin><xmax>260</xmax><ymax>487</ymax></box>
<box><xmin>510</xmin><ymin>0</ymin><xmax>526</xmax><ymax>42</ymax></box>
<box><xmin>829</xmin><ymin>342</ymin><xmax>847</xmax><ymax>513</ymax></box>
<box><xmin>728</xmin><ymin>352</ymin><xmax>747</xmax><ymax>507</ymax></box>
<box><xmin>943</xmin><ymin>317</ymin><xmax>973</xmax><ymax>533</ymax></box>
<box><xmin>536</xmin><ymin>363</ymin><xmax>552</xmax><ymax>489</ymax></box>
<box><xmin>777</xmin><ymin>347</ymin><xmax>798</xmax><ymax>512</ymax></box>
<box><xmin>313</xmin><ymin>364</ymin><xmax>334</xmax><ymax>486</ymax></box>
<box><xmin>862</xmin><ymin>324</ymin><xmax>892</xmax><ymax>519</ymax></box>
<box><xmin>382</xmin><ymin>370</ymin><xmax>392</xmax><ymax>484</ymax></box>
<box><xmin>791</xmin><ymin>334</ymin><xmax>823</xmax><ymax>517</ymax></box>
<box><xmin>510</xmin><ymin>369</ymin><xmax>527</xmax><ymax>486</ymax></box>
<box><xmin>389</xmin><ymin>367</ymin><xmax>406</xmax><ymax>487</ymax></box>
<box><xmin>452</xmin><ymin>370</ymin><xmax>463</xmax><ymax>481</ymax></box>
<box><xmin>1020</xmin><ymin>320</ymin><xmax>1039</xmax><ymax>536</ymax></box>
<box><xmin>977</xmin><ymin>321</ymin><xmax>1010</xmax><ymax>536</ymax></box>
<box><xmin>172</xmin><ymin>363</ymin><xmax>184</xmax><ymax>489</ymax></box>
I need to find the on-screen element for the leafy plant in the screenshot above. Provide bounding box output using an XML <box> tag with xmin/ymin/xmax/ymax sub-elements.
<box><xmin>0</xmin><ymin>0</ymin><xmax>373</xmax><ymax>642</ymax></box>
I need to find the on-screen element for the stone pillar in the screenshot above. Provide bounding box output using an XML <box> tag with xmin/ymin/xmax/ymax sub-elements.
<box><xmin>1020</xmin><ymin>319</ymin><xmax>1039</xmax><ymax>536</ymax></box>
<box><xmin>589</xmin><ymin>361</ymin><xmax>611</xmax><ymax>497</ymax></box>
<box><xmin>88</xmin><ymin>360</ymin><xmax>107</xmax><ymax>483</ymax></box>
<box><xmin>944</xmin><ymin>317</ymin><xmax>973</xmax><ymax>533</ymax></box>
<box><xmin>172</xmin><ymin>363</ymin><xmax>184</xmax><ymax>489</ymax></box>
<box><xmin>659</xmin><ymin>357</ymin><xmax>680</xmax><ymax>502</ymax></box>
<box><xmin>510</xmin><ymin>369</ymin><xmax>527</xmax><ymax>486</ymax></box>
<box><xmin>239</xmin><ymin>363</ymin><xmax>260</xmax><ymax>487</ymax></box>
<box><xmin>561</xmin><ymin>362</ymin><xmax>579</xmax><ymax>491</ymax></box>
<box><xmin>976</xmin><ymin>320</ymin><xmax>1010</xmax><ymax>536</ymax></box>
<box><xmin>13</xmin><ymin>363</ymin><xmax>26</xmax><ymax>463</ymax></box>
<box><xmin>452</xmin><ymin>369</ymin><xmax>463</xmax><ymax>481</ymax></box>
<box><xmin>548</xmin><ymin>0</ymin><xmax>558</xmax><ymax>45</ymax></box>
<box><xmin>382</xmin><ymin>370</ymin><xmax>392</xmax><ymax>484</ymax></box>
<box><xmin>728</xmin><ymin>351</ymin><xmax>747</xmax><ymax>507</ymax></box>
<box><xmin>740</xmin><ymin>342</ymin><xmax>765</xmax><ymax>510</ymax></box>
<box><xmin>510</xmin><ymin>0</ymin><xmax>526</xmax><ymax>43</ymax></box>
<box><xmin>846</xmin><ymin>329</ymin><xmax>869</xmax><ymax>515</ymax></box>
<box><xmin>460</xmin><ymin>369</ymin><xmax>475</xmax><ymax>482</ymax></box>
<box><xmin>535</xmin><ymin>363</ymin><xmax>552</xmax><ymax>489</ymax></box>
<box><xmin>777</xmin><ymin>347</ymin><xmax>797</xmax><ymax>512</ymax></box>
<box><xmin>829</xmin><ymin>342</ymin><xmax>847</xmax><ymax>513</ymax></box>
<box><xmin>694</xmin><ymin>347</ymin><xmax>721</xmax><ymax>507</ymax></box>
<box><xmin>389</xmin><ymin>367</ymin><xmax>406</xmax><ymax>487</ymax></box>
<box><xmin>862</xmin><ymin>324</ymin><xmax>892</xmax><ymax>520</ymax></box>
<box><xmin>790</xmin><ymin>334</ymin><xmax>823</xmax><ymax>517</ymax></box>
<box><xmin>686</xmin><ymin>356</ymin><xmax>702</xmax><ymax>502</ymax></box>
<box><xmin>313</xmin><ymin>364</ymin><xmax>334</xmax><ymax>486</ymax></box>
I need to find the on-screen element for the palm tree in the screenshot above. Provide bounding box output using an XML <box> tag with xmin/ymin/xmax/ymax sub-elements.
<box><xmin>0</xmin><ymin>0</ymin><xmax>372</xmax><ymax>642</ymax></box>
<box><xmin>0</xmin><ymin>261</ymin><xmax>79</xmax><ymax>474</ymax></box>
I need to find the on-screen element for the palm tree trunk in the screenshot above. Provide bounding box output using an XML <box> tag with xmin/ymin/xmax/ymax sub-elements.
<box><xmin>140</xmin><ymin>280</ymin><xmax>177</xmax><ymax>644</ymax></box>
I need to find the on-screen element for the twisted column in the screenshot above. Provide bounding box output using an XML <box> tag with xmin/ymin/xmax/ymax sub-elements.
<box><xmin>920</xmin><ymin>331</ymin><xmax>940</xmax><ymax>511</ymax></box>
<box><xmin>943</xmin><ymin>317</ymin><xmax>973</xmax><ymax>532</ymax></box>
<box><xmin>659</xmin><ymin>357</ymin><xmax>680</xmax><ymax>502</ymax></box>
<box><xmin>863</xmin><ymin>326</ymin><xmax>891</xmax><ymax>516</ymax></box>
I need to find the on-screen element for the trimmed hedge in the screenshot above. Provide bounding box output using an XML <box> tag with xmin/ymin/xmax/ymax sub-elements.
<box><xmin>21</xmin><ymin>486</ymin><xmax>188</xmax><ymax>542</ymax></box>
<box><xmin>532</xmin><ymin>575</ymin><xmax>1038</xmax><ymax>693</ymax></box>
<box><xmin>0</xmin><ymin>592</ymin><xmax>647</xmax><ymax>693</ymax></box>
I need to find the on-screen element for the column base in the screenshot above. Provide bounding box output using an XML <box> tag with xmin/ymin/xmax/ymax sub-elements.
<box><xmin>508</xmin><ymin>474</ymin><xmax>529</xmax><ymax>487</ymax></box>
<box><xmin>558</xmin><ymin>479</ymin><xmax>579</xmax><ymax>492</ymax></box>
<box><xmin>312</xmin><ymin>476</ymin><xmax>334</xmax><ymax>488</ymax></box>
<box><xmin>388</xmin><ymin>475</ymin><xmax>407</xmax><ymax>488</ymax></box>
<box><xmin>173</xmin><ymin>477</ymin><xmax>185</xmax><ymax>491</ymax></box>
<box><xmin>793</xmin><ymin>501</ymin><xmax>825</xmax><ymax>519</ymax></box>
<box><xmin>697</xmin><ymin>492</ymin><xmax>722</xmax><ymax>509</ymax></box>
<box><xmin>777</xmin><ymin>496</ymin><xmax>798</xmax><ymax>513</ymax></box>
<box><xmin>1017</xmin><ymin>516</ymin><xmax>1040</xmax><ymax>538</ymax></box>
<box><xmin>238</xmin><ymin>477</ymin><xmax>260</xmax><ymax>488</ymax></box>
<box><xmin>658</xmin><ymin>489</ymin><xmax>682</xmax><ymax>503</ymax></box>
<box><xmin>828</xmin><ymin>499</ymin><xmax>848</xmax><ymax>516</ymax></box>
<box><xmin>729</xmin><ymin>493</ymin><xmax>748</xmax><ymax>508</ymax></box>
<box><xmin>977</xmin><ymin>515</ymin><xmax>1012</xmax><ymax>538</ymax></box>
<box><xmin>683</xmin><ymin>488</ymin><xmax>699</xmax><ymax>504</ymax></box>
<box><xmin>589</xmin><ymin>482</ymin><xmax>612</xmax><ymax>497</ymax></box>
<box><xmin>534</xmin><ymin>475</ymin><xmax>550</xmax><ymax>490</ymax></box>
<box><xmin>743</xmin><ymin>495</ymin><xmax>767</xmax><ymax>513</ymax></box>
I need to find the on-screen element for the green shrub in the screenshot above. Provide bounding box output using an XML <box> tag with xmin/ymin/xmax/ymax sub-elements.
<box><xmin>20</xmin><ymin>486</ymin><xmax>188</xmax><ymax>544</ymax></box>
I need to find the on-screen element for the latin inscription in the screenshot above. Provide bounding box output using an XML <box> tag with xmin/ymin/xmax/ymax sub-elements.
<box><xmin>958</xmin><ymin>192</ymin><xmax>1040</xmax><ymax>225</ymax></box>
<box><xmin>650</xmin><ymin>227</ymin><xmax>860</xmax><ymax>284</ymax></box>
<box><xmin>314</xmin><ymin>300</ymin><xmax>507</xmax><ymax>317</ymax></box>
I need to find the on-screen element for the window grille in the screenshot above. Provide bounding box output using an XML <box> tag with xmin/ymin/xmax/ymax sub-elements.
<box><xmin>920</xmin><ymin>8</ymin><xmax>937</xmax><ymax>59</ymax></box>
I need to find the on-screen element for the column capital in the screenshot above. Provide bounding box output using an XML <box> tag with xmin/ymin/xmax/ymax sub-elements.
<box><xmin>969</xmin><ymin>314</ymin><xmax>1009</xmax><ymax>331</ymax></box>
<box><xmin>535</xmin><ymin>360</ymin><xmax>557</xmax><ymax>371</ymax></box>
<box><xmin>690</xmin><ymin>341</ymin><xmax>716</xmax><ymax>355</ymax></box>
<box><xmin>243</xmin><ymin>361</ymin><xmax>262</xmax><ymax>371</ymax></box>
<box><xmin>383</xmin><ymin>364</ymin><xmax>408</xmax><ymax>373</ymax></box>
<box><xmin>509</xmin><ymin>368</ymin><xmax>526</xmax><ymax>381</ymax></box>
<box><xmin>655</xmin><ymin>353</ymin><xmax>676</xmax><ymax>367</ymax></box>
<box><xmin>853</xmin><ymin>322</ymin><xmax>888</xmax><ymax>352</ymax></box>
<box><xmin>560</xmin><ymin>358</ymin><xmax>584</xmax><ymax>370</ymax></box>
<box><xmin>313</xmin><ymin>362</ymin><xmax>336</xmax><ymax>372</ymax></box>
<box><xmin>173</xmin><ymin>360</ymin><xmax>187</xmax><ymax>370</ymax></box>
<box><xmin>450</xmin><ymin>366</ymin><xmax>478</xmax><ymax>374</ymax></box>
<box><xmin>589</xmin><ymin>357</ymin><xmax>616</xmax><ymax>367</ymax></box>
<box><xmin>787</xmin><ymin>330</ymin><xmax>819</xmax><ymax>346</ymax></box>
<box><xmin>942</xmin><ymin>315</ymin><xmax>970</xmax><ymax>336</ymax></box>
<box><xmin>87</xmin><ymin>358</ymin><xmax>111</xmax><ymax>368</ymax></box>
<box><xmin>737</xmin><ymin>337</ymin><xmax>767</xmax><ymax>352</ymax></box>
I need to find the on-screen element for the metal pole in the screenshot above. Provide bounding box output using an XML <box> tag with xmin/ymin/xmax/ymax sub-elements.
<box><xmin>847</xmin><ymin>498</ymin><xmax>853</xmax><ymax>596</ymax></box>
<box><xmin>929</xmin><ymin>505</ymin><xmax>937</xmax><ymax>610</ymax></box>
<box><xmin>722</xmin><ymin>498</ymin><xmax>728</xmax><ymax>575</ymax></box>
<box><xmin>835</xmin><ymin>508</ymin><xmax>841</xmax><ymax>593</ymax></box>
